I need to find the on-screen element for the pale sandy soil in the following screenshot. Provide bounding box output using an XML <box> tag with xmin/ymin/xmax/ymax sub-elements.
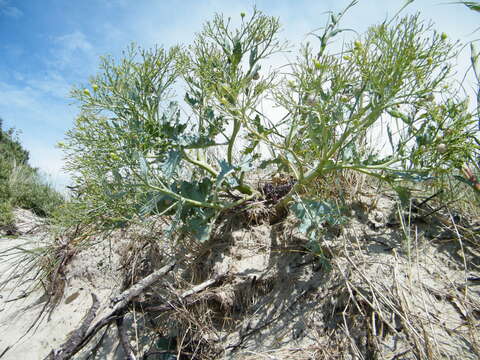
<box><xmin>0</xmin><ymin>199</ymin><xmax>479</xmax><ymax>359</ymax></box>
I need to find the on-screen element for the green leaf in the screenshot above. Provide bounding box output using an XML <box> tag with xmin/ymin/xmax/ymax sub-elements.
<box><xmin>252</xmin><ymin>114</ymin><xmax>265</xmax><ymax>133</ymax></box>
<box><xmin>189</xmin><ymin>216</ymin><xmax>213</xmax><ymax>242</ymax></box>
<box><xmin>182</xmin><ymin>207</ymin><xmax>217</xmax><ymax>242</ymax></box>
<box><xmin>386</xmin><ymin>124</ymin><xmax>394</xmax><ymax>152</ymax></box>
<box><xmin>231</xmin><ymin>36</ymin><xmax>242</xmax><ymax>67</ymax></box>
<box><xmin>175</xmin><ymin>178</ymin><xmax>213</xmax><ymax>204</ymax></box>
<box><xmin>137</xmin><ymin>152</ymin><xmax>148</xmax><ymax>177</ymax></box>
<box><xmin>184</xmin><ymin>92</ymin><xmax>198</xmax><ymax>107</ymax></box>
<box><xmin>242</xmin><ymin>140</ymin><xmax>259</xmax><ymax>155</ymax></box>
<box><xmin>460</xmin><ymin>1</ymin><xmax>480</xmax><ymax>12</ymax></box>
<box><xmin>249</xmin><ymin>45</ymin><xmax>258</xmax><ymax>68</ymax></box>
<box><xmin>159</xmin><ymin>150</ymin><xmax>181</xmax><ymax>178</ymax></box>
<box><xmin>215</xmin><ymin>160</ymin><xmax>236</xmax><ymax>187</ymax></box>
<box><xmin>290</xmin><ymin>198</ymin><xmax>345</xmax><ymax>235</ymax></box>
<box><xmin>139</xmin><ymin>192</ymin><xmax>176</xmax><ymax>217</ymax></box>
<box><xmin>110</xmin><ymin>191</ymin><xmax>128</xmax><ymax>200</ymax></box>
<box><xmin>471</xmin><ymin>43</ymin><xmax>480</xmax><ymax>82</ymax></box>
<box><xmin>112</xmin><ymin>168</ymin><xmax>122</xmax><ymax>183</ymax></box>
<box><xmin>393</xmin><ymin>186</ymin><xmax>411</xmax><ymax>207</ymax></box>
<box><xmin>165</xmin><ymin>199</ymin><xmax>184</xmax><ymax>237</ymax></box>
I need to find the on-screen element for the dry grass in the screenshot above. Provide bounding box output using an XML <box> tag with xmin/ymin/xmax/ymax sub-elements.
<box><xmin>2</xmin><ymin>176</ymin><xmax>480</xmax><ymax>359</ymax></box>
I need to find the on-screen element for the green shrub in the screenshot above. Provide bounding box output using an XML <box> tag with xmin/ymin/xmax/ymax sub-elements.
<box><xmin>0</xmin><ymin>200</ymin><xmax>13</xmax><ymax>227</ymax></box>
<box><xmin>62</xmin><ymin>4</ymin><xmax>479</xmax><ymax>240</ymax></box>
<box><xmin>8</xmin><ymin>163</ymin><xmax>64</xmax><ymax>217</ymax></box>
<box><xmin>0</xmin><ymin>119</ymin><xmax>64</xmax><ymax>226</ymax></box>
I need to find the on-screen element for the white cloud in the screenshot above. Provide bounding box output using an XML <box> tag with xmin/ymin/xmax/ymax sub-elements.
<box><xmin>55</xmin><ymin>31</ymin><xmax>93</xmax><ymax>53</ymax></box>
<box><xmin>25</xmin><ymin>139</ymin><xmax>71</xmax><ymax>192</ymax></box>
<box><xmin>52</xmin><ymin>31</ymin><xmax>96</xmax><ymax>73</ymax></box>
<box><xmin>25</xmin><ymin>71</ymin><xmax>72</xmax><ymax>99</ymax></box>
<box><xmin>0</xmin><ymin>80</ymin><xmax>76</xmax><ymax>190</ymax></box>
<box><xmin>0</xmin><ymin>0</ymin><xmax>23</xmax><ymax>18</ymax></box>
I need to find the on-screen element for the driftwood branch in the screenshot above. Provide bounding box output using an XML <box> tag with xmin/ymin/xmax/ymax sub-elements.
<box><xmin>46</xmin><ymin>293</ymin><xmax>100</xmax><ymax>360</ymax></box>
<box><xmin>116</xmin><ymin>316</ymin><xmax>136</xmax><ymax>360</ymax></box>
<box><xmin>46</xmin><ymin>261</ymin><xmax>224</xmax><ymax>359</ymax></box>
<box><xmin>110</xmin><ymin>260</ymin><xmax>176</xmax><ymax>310</ymax></box>
<box><xmin>47</xmin><ymin>261</ymin><xmax>176</xmax><ymax>359</ymax></box>
<box><xmin>144</xmin><ymin>274</ymin><xmax>225</xmax><ymax>312</ymax></box>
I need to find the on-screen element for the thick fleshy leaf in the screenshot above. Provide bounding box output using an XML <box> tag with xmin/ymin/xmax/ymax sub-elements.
<box><xmin>216</xmin><ymin>160</ymin><xmax>236</xmax><ymax>187</ymax></box>
<box><xmin>160</xmin><ymin>150</ymin><xmax>182</xmax><ymax>178</ymax></box>
<box><xmin>291</xmin><ymin>198</ymin><xmax>345</xmax><ymax>235</ymax></box>
<box><xmin>137</xmin><ymin>152</ymin><xmax>148</xmax><ymax>177</ymax></box>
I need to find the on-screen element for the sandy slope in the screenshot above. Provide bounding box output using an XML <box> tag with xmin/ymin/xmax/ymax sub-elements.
<box><xmin>1</xmin><ymin>200</ymin><xmax>479</xmax><ymax>359</ymax></box>
<box><xmin>0</xmin><ymin>235</ymin><xmax>90</xmax><ymax>359</ymax></box>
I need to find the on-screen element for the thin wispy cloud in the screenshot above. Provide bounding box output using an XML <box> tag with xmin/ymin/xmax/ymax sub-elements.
<box><xmin>0</xmin><ymin>0</ymin><xmax>23</xmax><ymax>18</ymax></box>
<box><xmin>25</xmin><ymin>71</ymin><xmax>72</xmax><ymax>99</ymax></box>
<box><xmin>52</xmin><ymin>31</ymin><xmax>96</xmax><ymax>72</ymax></box>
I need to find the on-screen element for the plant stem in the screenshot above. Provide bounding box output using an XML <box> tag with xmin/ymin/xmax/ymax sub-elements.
<box><xmin>227</xmin><ymin>119</ymin><xmax>241</xmax><ymax>165</ymax></box>
<box><xmin>181</xmin><ymin>148</ymin><xmax>218</xmax><ymax>177</ymax></box>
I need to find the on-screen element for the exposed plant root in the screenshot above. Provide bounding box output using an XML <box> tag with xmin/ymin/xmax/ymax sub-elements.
<box><xmin>41</xmin><ymin>260</ymin><xmax>234</xmax><ymax>358</ymax></box>
<box><xmin>143</xmin><ymin>273</ymin><xmax>226</xmax><ymax>312</ymax></box>
<box><xmin>46</xmin><ymin>293</ymin><xmax>99</xmax><ymax>360</ymax></box>
<box><xmin>116</xmin><ymin>316</ymin><xmax>136</xmax><ymax>360</ymax></box>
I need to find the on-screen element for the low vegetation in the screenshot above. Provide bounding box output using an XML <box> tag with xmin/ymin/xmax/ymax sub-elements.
<box><xmin>0</xmin><ymin>119</ymin><xmax>64</xmax><ymax>231</ymax></box>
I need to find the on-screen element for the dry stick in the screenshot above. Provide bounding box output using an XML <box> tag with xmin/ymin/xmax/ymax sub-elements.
<box><xmin>116</xmin><ymin>316</ymin><xmax>137</xmax><ymax>360</ymax></box>
<box><xmin>85</xmin><ymin>323</ymin><xmax>111</xmax><ymax>359</ymax></box>
<box><xmin>46</xmin><ymin>293</ymin><xmax>100</xmax><ymax>360</ymax></box>
<box><xmin>47</xmin><ymin>261</ymin><xmax>176</xmax><ymax>359</ymax></box>
<box><xmin>110</xmin><ymin>260</ymin><xmax>176</xmax><ymax>309</ymax></box>
<box><xmin>144</xmin><ymin>274</ymin><xmax>226</xmax><ymax>312</ymax></box>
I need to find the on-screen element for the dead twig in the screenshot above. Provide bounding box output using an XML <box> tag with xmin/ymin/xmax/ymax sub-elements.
<box><xmin>46</xmin><ymin>293</ymin><xmax>100</xmax><ymax>360</ymax></box>
<box><xmin>46</xmin><ymin>261</ymin><xmax>176</xmax><ymax>359</ymax></box>
<box><xmin>116</xmin><ymin>316</ymin><xmax>136</xmax><ymax>360</ymax></box>
<box><xmin>110</xmin><ymin>260</ymin><xmax>176</xmax><ymax>309</ymax></box>
<box><xmin>144</xmin><ymin>273</ymin><xmax>225</xmax><ymax>312</ymax></box>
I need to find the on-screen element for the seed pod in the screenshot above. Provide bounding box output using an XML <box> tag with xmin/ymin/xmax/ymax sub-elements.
<box><xmin>305</xmin><ymin>94</ymin><xmax>317</xmax><ymax>106</ymax></box>
<box><xmin>437</xmin><ymin>143</ymin><xmax>447</xmax><ymax>154</ymax></box>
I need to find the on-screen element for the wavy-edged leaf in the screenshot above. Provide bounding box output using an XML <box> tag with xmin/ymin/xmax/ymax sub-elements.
<box><xmin>291</xmin><ymin>197</ymin><xmax>345</xmax><ymax>235</ymax></box>
<box><xmin>137</xmin><ymin>152</ymin><xmax>148</xmax><ymax>177</ymax></box>
<box><xmin>160</xmin><ymin>149</ymin><xmax>182</xmax><ymax>178</ymax></box>
<box><xmin>216</xmin><ymin>160</ymin><xmax>235</xmax><ymax>188</ymax></box>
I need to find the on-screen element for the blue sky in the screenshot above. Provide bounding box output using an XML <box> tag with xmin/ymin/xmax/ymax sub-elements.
<box><xmin>0</xmin><ymin>0</ymin><xmax>478</xmax><ymax>190</ymax></box>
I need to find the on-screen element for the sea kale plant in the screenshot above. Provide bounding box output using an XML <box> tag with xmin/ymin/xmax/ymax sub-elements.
<box><xmin>61</xmin><ymin>2</ymin><xmax>479</xmax><ymax>241</ymax></box>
